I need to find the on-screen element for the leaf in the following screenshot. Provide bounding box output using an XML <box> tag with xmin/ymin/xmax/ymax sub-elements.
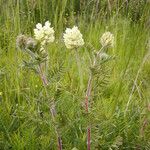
<box><xmin>111</xmin><ymin>136</ymin><xmax>123</xmax><ymax>149</ymax></box>
<box><xmin>48</xmin><ymin>62</ymin><xmax>65</xmax><ymax>83</ymax></box>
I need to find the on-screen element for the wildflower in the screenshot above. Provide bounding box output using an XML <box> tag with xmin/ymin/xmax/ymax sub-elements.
<box><xmin>0</xmin><ymin>92</ymin><xmax>2</xmax><ymax>96</ymax></box>
<box><xmin>63</xmin><ymin>26</ymin><xmax>84</xmax><ymax>49</ymax></box>
<box><xmin>34</xmin><ymin>23</ymin><xmax>44</xmax><ymax>41</ymax></box>
<box><xmin>34</xmin><ymin>21</ymin><xmax>55</xmax><ymax>45</ymax></box>
<box><xmin>16</xmin><ymin>34</ymin><xmax>28</xmax><ymax>50</ymax></box>
<box><xmin>100</xmin><ymin>32</ymin><xmax>114</xmax><ymax>48</ymax></box>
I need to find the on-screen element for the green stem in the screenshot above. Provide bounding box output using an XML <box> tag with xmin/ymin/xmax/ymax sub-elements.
<box><xmin>75</xmin><ymin>49</ymin><xmax>84</xmax><ymax>90</ymax></box>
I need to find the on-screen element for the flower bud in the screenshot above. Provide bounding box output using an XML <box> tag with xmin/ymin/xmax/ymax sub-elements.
<box><xmin>16</xmin><ymin>34</ymin><xmax>28</xmax><ymax>50</ymax></box>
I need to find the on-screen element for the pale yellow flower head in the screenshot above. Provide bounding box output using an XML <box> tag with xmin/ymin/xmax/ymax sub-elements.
<box><xmin>63</xmin><ymin>26</ymin><xmax>84</xmax><ymax>49</ymax></box>
<box><xmin>100</xmin><ymin>32</ymin><xmax>114</xmax><ymax>48</ymax></box>
<box><xmin>34</xmin><ymin>21</ymin><xmax>55</xmax><ymax>45</ymax></box>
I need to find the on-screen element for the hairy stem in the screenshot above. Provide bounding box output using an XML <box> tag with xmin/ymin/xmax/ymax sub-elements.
<box><xmin>85</xmin><ymin>74</ymin><xmax>92</xmax><ymax>150</ymax></box>
<box><xmin>85</xmin><ymin>46</ymin><xmax>105</xmax><ymax>150</ymax></box>
<box><xmin>85</xmin><ymin>74</ymin><xmax>92</xmax><ymax>112</ymax></box>
<box><xmin>87</xmin><ymin>126</ymin><xmax>91</xmax><ymax>150</ymax></box>
<box><xmin>38</xmin><ymin>64</ymin><xmax>63</xmax><ymax>150</ymax></box>
<box><xmin>38</xmin><ymin>64</ymin><xmax>49</xmax><ymax>86</ymax></box>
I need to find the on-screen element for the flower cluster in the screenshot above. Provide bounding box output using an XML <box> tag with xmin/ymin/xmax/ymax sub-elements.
<box><xmin>17</xmin><ymin>22</ymin><xmax>115</xmax><ymax>64</ymax></box>
<box><xmin>34</xmin><ymin>21</ymin><xmax>55</xmax><ymax>46</ymax></box>
<box><xmin>63</xmin><ymin>26</ymin><xmax>84</xmax><ymax>49</ymax></box>
<box><xmin>100</xmin><ymin>32</ymin><xmax>114</xmax><ymax>48</ymax></box>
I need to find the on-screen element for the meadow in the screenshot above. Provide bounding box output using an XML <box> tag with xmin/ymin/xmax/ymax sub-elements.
<box><xmin>0</xmin><ymin>0</ymin><xmax>150</xmax><ymax>149</ymax></box>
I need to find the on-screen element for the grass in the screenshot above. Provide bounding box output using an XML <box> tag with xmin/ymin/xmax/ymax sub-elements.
<box><xmin>0</xmin><ymin>0</ymin><xmax>150</xmax><ymax>149</ymax></box>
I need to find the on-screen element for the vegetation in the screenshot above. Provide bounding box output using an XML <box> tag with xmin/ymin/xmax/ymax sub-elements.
<box><xmin>0</xmin><ymin>0</ymin><xmax>150</xmax><ymax>149</ymax></box>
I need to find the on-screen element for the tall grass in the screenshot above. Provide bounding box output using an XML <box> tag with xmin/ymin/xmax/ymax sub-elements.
<box><xmin>0</xmin><ymin>0</ymin><xmax>150</xmax><ymax>149</ymax></box>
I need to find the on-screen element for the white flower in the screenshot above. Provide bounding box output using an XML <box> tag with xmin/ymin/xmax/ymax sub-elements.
<box><xmin>36</xmin><ymin>23</ymin><xmax>43</xmax><ymax>30</ymax></box>
<box><xmin>63</xmin><ymin>26</ymin><xmax>84</xmax><ymax>49</ymax></box>
<box><xmin>34</xmin><ymin>28</ymin><xmax>44</xmax><ymax>41</ymax></box>
<box><xmin>34</xmin><ymin>21</ymin><xmax>55</xmax><ymax>44</ymax></box>
<box><xmin>100</xmin><ymin>32</ymin><xmax>114</xmax><ymax>47</ymax></box>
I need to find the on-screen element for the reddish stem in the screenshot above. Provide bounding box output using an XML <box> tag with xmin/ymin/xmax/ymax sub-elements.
<box><xmin>41</xmin><ymin>74</ymin><xmax>49</xmax><ymax>86</ymax></box>
<box><xmin>39</xmin><ymin>65</ymin><xmax>63</xmax><ymax>150</ymax></box>
<box><xmin>85</xmin><ymin>47</ymin><xmax>104</xmax><ymax>150</ymax></box>
<box><xmin>39</xmin><ymin>65</ymin><xmax>49</xmax><ymax>86</ymax></box>
<box><xmin>85</xmin><ymin>75</ymin><xmax>92</xmax><ymax>150</ymax></box>
<box><xmin>58</xmin><ymin>136</ymin><xmax>63</xmax><ymax>150</ymax></box>
<box><xmin>87</xmin><ymin>126</ymin><xmax>91</xmax><ymax>150</ymax></box>
<box><xmin>85</xmin><ymin>96</ymin><xmax>89</xmax><ymax>112</ymax></box>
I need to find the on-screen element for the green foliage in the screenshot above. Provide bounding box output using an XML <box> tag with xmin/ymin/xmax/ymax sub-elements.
<box><xmin>0</xmin><ymin>0</ymin><xmax>150</xmax><ymax>150</ymax></box>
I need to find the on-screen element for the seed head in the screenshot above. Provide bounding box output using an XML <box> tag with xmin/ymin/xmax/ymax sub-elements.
<box><xmin>16</xmin><ymin>34</ymin><xmax>28</xmax><ymax>50</ymax></box>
